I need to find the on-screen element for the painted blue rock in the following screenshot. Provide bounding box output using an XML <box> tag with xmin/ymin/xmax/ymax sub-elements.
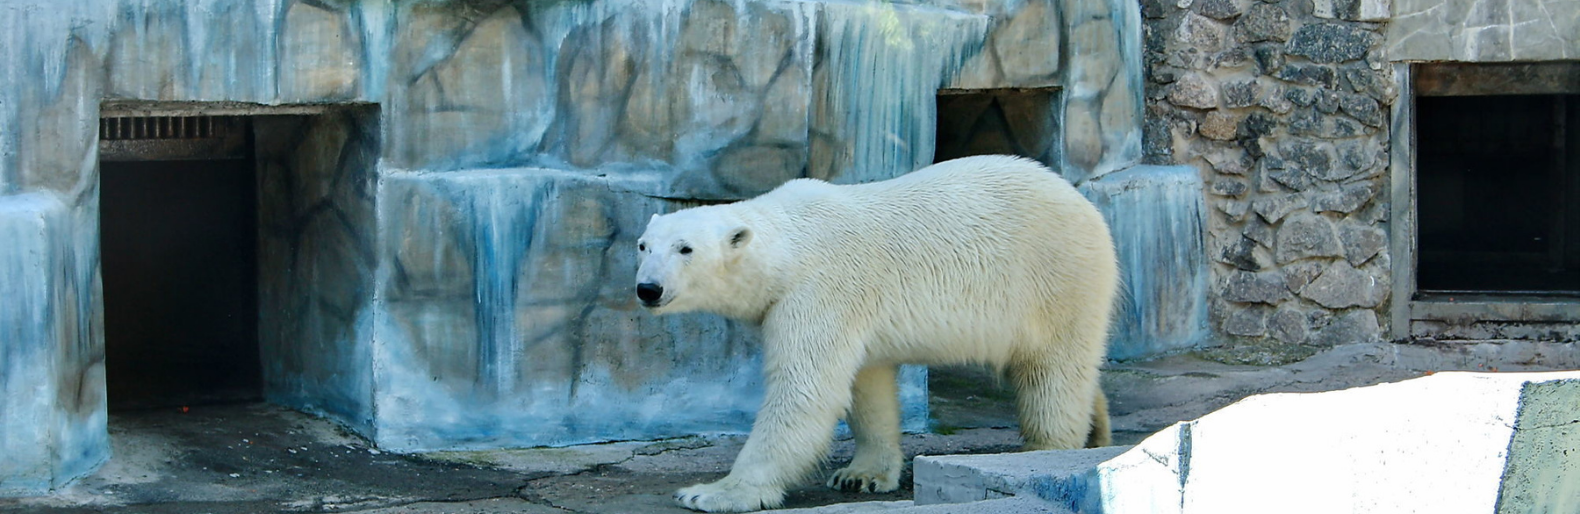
<box><xmin>1080</xmin><ymin>165</ymin><xmax>1210</xmax><ymax>360</ymax></box>
<box><xmin>0</xmin><ymin>193</ymin><xmax>107</xmax><ymax>497</ymax></box>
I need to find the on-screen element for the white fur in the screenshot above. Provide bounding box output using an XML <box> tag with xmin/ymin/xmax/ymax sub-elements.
<box><xmin>638</xmin><ymin>155</ymin><xmax>1120</xmax><ymax>513</ymax></box>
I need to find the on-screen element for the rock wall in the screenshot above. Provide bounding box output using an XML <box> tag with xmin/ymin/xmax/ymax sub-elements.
<box><xmin>256</xmin><ymin>109</ymin><xmax>381</xmax><ymax>434</ymax></box>
<box><xmin>0</xmin><ymin>193</ymin><xmax>106</xmax><ymax>496</ymax></box>
<box><xmin>1</xmin><ymin>0</ymin><xmax>1163</xmax><ymax>491</ymax></box>
<box><xmin>1141</xmin><ymin>0</ymin><xmax>1396</xmax><ymax>349</ymax></box>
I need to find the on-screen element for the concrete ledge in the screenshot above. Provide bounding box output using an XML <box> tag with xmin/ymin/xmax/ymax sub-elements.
<box><xmin>914</xmin><ymin>446</ymin><xmax>1129</xmax><ymax>505</ymax></box>
<box><xmin>777</xmin><ymin>497</ymin><xmax>1069</xmax><ymax>514</ymax></box>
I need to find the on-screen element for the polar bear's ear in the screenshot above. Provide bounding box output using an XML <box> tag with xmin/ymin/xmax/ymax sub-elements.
<box><xmin>728</xmin><ymin>227</ymin><xmax>752</xmax><ymax>249</ymax></box>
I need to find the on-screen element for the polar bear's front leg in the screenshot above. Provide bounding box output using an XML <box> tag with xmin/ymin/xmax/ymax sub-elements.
<box><xmin>676</xmin><ymin>318</ymin><xmax>864</xmax><ymax>512</ymax></box>
<box><xmin>827</xmin><ymin>364</ymin><xmax>902</xmax><ymax>493</ymax></box>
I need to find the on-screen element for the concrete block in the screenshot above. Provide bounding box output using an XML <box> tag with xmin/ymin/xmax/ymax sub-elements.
<box><xmin>906</xmin><ymin>371</ymin><xmax>1580</xmax><ymax>514</ymax></box>
<box><xmin>914</xmin><ymin>446</ymin><xmax>1130</xmax><ymax>505</ymax></box>
<box><xmin>778</xmin><ymin>497</ymin><xmax>1069</xmax><ymax>514</ymax></box>
<box><xmin>1097</xmin><ymin>371</ymin><xmax>1580</xmax><ymax>513</ymax></box>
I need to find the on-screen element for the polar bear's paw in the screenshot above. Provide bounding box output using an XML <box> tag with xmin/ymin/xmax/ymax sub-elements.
<box><xmin>675</xmin><ymin>478</ymin><xmax>785</xmax><ymax>513</ymax></box>
<box><xmin>826</xmin><ymin>460</ymin><xmax>902</xmax><ymax>493</ymax></box>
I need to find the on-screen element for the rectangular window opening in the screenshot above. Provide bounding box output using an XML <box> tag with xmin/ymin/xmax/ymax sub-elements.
<box><xmin>1413</xmin><ymin>63</ymin><xmax>1580</xmax><ymax>296</ymax></box>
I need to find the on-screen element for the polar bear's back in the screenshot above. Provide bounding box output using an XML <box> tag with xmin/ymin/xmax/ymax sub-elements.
<box><xmin>753</xmin><ymin>155</ymin><xmax>1119</xmax><ymax>366</ymax></box>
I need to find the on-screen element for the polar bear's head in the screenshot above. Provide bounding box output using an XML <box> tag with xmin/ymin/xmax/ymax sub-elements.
<box><xmin>635</xmin><ymin>207</ymin><xmax>753</xmax><ymax>315</ymax></box>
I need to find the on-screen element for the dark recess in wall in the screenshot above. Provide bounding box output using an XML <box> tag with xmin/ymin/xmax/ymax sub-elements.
<box><xmin>100</xmin><ymin>139</ymin><xmax>261</xmax><ymax>410</ymax></box>
<box><xmin>1416</xmin><ymin>93</ymin><xmax>1580</xmax><ymax>294</ymax></box>
<box><xmin>935</xmin><ymin>88</ymin><xmax>1059</xmax><ymax>166</ymax></box>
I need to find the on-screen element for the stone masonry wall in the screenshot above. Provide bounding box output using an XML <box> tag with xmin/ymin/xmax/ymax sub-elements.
<box><xmin>1141</xmin><ymin>0</ymin><xmax>1396</xmax><ymax>351</ymax></box>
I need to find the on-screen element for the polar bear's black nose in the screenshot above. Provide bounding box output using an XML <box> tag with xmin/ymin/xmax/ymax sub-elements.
<box><xmin>636</xmin><ymin>282</ymin><xmax>664</xmax><ymax>306</ymax></box>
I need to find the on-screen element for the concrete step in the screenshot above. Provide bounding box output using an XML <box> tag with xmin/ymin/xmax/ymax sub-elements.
<box><xmin>777</xmin><ymin>497</ymin><xmax>1069</xmax><ymax>513</ymax></box>
<box><xmin>913</xmin><ymin>446</ymin><xmax>1130</xmax><ymax>506</ymax></box>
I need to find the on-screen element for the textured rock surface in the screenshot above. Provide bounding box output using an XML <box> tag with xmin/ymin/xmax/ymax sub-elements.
<box><xmin>1142</xmin><ymin>0</ymin><xmax>1392</xmax><ymax>348</ymax></box>
<box><xmin>0</xmin><ymin>0</ymin><xmax>1150</xmax><ymax>491</ymax></box>
<box><xmin>256</xmin><ymin>109</ymin><xmax>380</xmax><ymax>434</ymax></box>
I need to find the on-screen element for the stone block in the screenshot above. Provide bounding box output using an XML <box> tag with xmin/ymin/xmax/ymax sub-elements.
<box><xmin>1338</xmin><ymin>223</ymin><xmax>1386</xmax><ymax>265</ymax></box>
<box><xmin>1275</xmin><ymin>63</ymin><xmax>1338</xmax><ymax>88</ymax></box>
<box><xmin>1081</xmin><ymin>166</ymin><xmax>1210</xmax><ymax>360</ymax></box>
<box><xmin>1198</xmin><ymin>111</ymin><xmax>1240</xmax><ymax>141</ymax></box>
<box><xmin>1278</xmin><ymin>139</ymin><xmax>1338</xmax><ymax>182</ymax></box>
<box><xmin>1251</xmin><ymin>193</ymin><xmax>1309</xmax><ymax>223</ymax></box>
<box><xmin>385</xmin><ymin>1</ymin><xmax>817</xmax><ymax>200</ymax></box>
<box><xmin>1167</xmin><ymin>73</ymin><xmax>1219</xmax><ymax>109</ymax></box>
<box><xmin>1282</xmin><ymin>260</ymin><xmax>1327</xmax><ymax>293</ymax></box>
<box><xmin>1222</xmin><ymin>303</ymin><xmax>1271</xmax><ymax>336</ymax></box>
<box><xmin>1275</xmin><ymin>213</ymin><xmax>1344</xmax><ymax>263</ymax></box>
<box><xmin>1267</xmin><ymin>305</ymin><xmax>1311</xmax><ymax>343</ymax></box>
<box><xmin>0</xmin><ymin>193</ymin><xmax>107</xmax><ymax>497</ymax></box>
<box><xmin>1299</xmin><ymin>261</ymin><xmax>1387</xmax><ymax>309</ymax></box>
<box><xmin>1221</xmin><ymin>270</ymin><xmax>1292</xmax><ymax>304</ymax></box>
<box><xmin>1220</xmin><ymin>80</ymin><xmax>1260</xmax><ymax>108</ymax></box>
<box><xmin>387</xmin><ymin>3</ymin><xmax>551</xmax><ymax>171</ymax></box>
<box><xmin>1234</xmin><ymin>3</ymin><xmax>1293</xmax><ymax>43</ymax></box>
<box><xmin>1192</xmin><ymin>0</ymin><xmax>1245</xmax><ymax>20</ymax></box>
<box><xmin>1211</xmin><ymin>234</ymin><xmax>1267</xmax><ymax>271</ymax></box>
<box><xmin>1060</xmin><ymin>0</ymin><xmax>1145</xmax><ymax>181</ymax></box>
<box><xmin>1242</xmin><ymin>217</ymin><xmax>1275</xmax><ymax>246</ymax></box>
<box><xmin>1310</xmin><ymin>308</ymin><xmax>1381</xmax><ymax>345</ymax></box>
<box><xmin>1312</xmin><ymin>183</ymin><xmax>1376</xmax><ymax>213</ymax></box>
<box><xmin>1174</xmin><ymin>12</ymin><xmax>1228</xmax><ymax>53</ymax></box>
<box><xmin>1286</xmin><ymin>22</ymin><xmax>1378</xmax><ymax>64</ymax></box>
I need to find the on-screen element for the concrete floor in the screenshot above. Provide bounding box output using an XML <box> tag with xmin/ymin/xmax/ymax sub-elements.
<box><xmin>4</xmin><ymin>340</ymin><xmax>1577</xmax><ymax>513</ymax></box>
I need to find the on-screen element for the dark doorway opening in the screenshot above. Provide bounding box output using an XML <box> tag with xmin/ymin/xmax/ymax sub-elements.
<box><xmin>100</xmin><ymin>116</ymin><xmax>261</xmax><ymax>411</ymax></box>
<box><xmin>934</xmin><ymin>88</ymin><xmax>1059</xmax><ymax>165</ymax></box>
<box><xmin>1414</xmin><ymin>72</ymin><xmax>1580</xmax><ymax>294</ymax></box>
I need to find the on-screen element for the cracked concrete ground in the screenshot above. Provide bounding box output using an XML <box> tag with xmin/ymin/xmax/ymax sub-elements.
<box><xmin>3</xmin><ymin>340</ymin><xmax>1576</xmax><ymax>513</ymax></box>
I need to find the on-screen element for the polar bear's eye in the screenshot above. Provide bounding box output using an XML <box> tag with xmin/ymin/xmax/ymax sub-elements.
<box><xmin>638</xmin><ymin>243</ymin><xmax>646</xmax><ymax>252</ymax></box>
<box><xmin>679</xmin><ymin>246</ymin><xmax>693</xmax><ymax>255</ymax></box>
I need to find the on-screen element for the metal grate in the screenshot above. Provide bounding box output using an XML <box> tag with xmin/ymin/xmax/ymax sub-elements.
<box><xmin>100</xmin><ymin>116</ymin><xmax>229</xmax><ymax>141</ymax></box>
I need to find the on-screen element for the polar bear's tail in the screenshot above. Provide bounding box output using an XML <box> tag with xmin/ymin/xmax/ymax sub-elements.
<box><xmin>1085</xmin><ymin>389</ymin><xmax>1112</xmax><ymax>448</ymax></box>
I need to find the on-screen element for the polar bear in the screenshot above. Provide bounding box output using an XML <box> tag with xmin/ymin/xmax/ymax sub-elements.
<box><xmin>636</xmin><ymin>155</ymin><xmax>1118</xmax><ymax>512</ymax></box>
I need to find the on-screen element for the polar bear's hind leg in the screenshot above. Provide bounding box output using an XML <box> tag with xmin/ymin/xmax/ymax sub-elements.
<box><xmin>1009</xmin><ymin>341</ymin><xmax>1103</xmax><ymax>451</ymax></box>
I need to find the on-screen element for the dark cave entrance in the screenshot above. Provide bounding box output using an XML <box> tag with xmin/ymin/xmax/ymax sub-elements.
<box><xmin>99</xmin><ymin>115</ymin><xmax>262</xmax><ymax>411</ymax></box>
<box><xmin>934</xmin><ymin>87</ymin><xmax>1060</xmax><ymax>165</ymax></box>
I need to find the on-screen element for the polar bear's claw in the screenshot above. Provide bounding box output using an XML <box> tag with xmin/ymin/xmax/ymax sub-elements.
<box><xmin>675</xmin><ymin>479</ymin><xmax>785</xmax><ymax>512</ymax></box>
<box><xmin>826</xmin><ymin>463</ymin><xmax>901</xmax><ymax>493</ymax></box>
